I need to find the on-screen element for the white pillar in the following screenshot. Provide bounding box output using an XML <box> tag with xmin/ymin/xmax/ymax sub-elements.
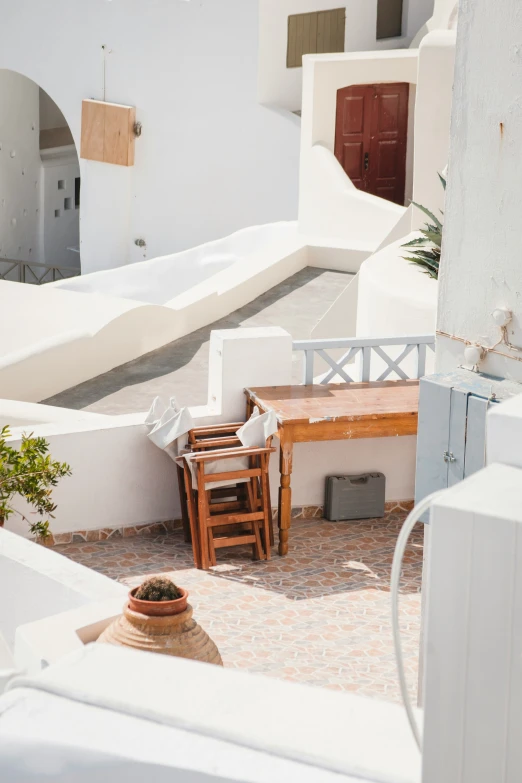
<box><xmin>207</xmin><ymin>327</ymin><xmax>293</xmax><ymax>422</ymax></box>
<box><xmin>423</xmin><ymin>463</ymin><xmax>522</xmax><ymax>782</ymax></box>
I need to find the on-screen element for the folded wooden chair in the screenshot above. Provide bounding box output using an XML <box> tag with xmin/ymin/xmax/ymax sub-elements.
<box><xmin>181</xmin><ymin>443</ymin><xmax>275</xmax><ymax>570</ymax></box>
<box><xmin>175</xmin><ymin>422</ymin><xmax>243</xmax><ymax>544</ymax></box>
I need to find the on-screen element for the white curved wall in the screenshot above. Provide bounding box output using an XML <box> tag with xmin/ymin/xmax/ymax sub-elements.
<box><xmin>357</xmin><ymin>234</ymin><xmax>437</xmax><ymax>337</ymax></box>
<box><xmin>356</xmin><ymin>233</ymin><xmax>437</xmax><ymax>377</ymax></box>
<box><xmin>52</xmin><ymin>223</ymin><xmax>297</xmax><ymax>305</ymax></box>
<box><xmin>411</xmin><ymin>0</ymin><xmax>458</xmax><ymax>47</ymax></box>
<box><xmin>0</xmin><ymin>0</ymin><xmax>301</xmax><ymax>275</ymax></box>
<box><xmin>0</xmin><ymin>225</ymin><xmax>309</xmax><ymax>402</ymax></box>
<box><xmin>300</xmin><ymin>144</ymin><xmax>406</xmax><ymax>251</ymax></box>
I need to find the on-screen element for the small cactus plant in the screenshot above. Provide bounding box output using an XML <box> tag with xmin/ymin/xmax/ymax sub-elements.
<box><xmin>134</xmin><ymin>576</ymin><xmax>182</xmax><ymax>602</ymax></box>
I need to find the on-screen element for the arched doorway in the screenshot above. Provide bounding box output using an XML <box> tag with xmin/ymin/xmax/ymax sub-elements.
<box><xmin>0</xmin><ymin>70</ymin><xmax>80</xmax><ymax>284</ymax></box>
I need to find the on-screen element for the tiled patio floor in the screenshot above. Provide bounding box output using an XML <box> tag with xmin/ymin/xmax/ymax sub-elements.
<box><xmin>55</xmin><ymin>510</ymin><xmax>423</xmax><ymax>704</ymax></box>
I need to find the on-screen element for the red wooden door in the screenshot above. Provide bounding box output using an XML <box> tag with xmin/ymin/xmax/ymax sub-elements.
<box><xmin>334</xmin><ymin>83</ymin><xmax>409</xmax><ymax>205</ymax></box>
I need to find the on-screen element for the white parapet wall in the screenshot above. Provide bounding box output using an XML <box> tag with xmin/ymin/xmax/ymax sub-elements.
<box><xmin>0</xmin><ymin>527</ymin><xmax>125</xmax><ymax>653</ymax></box>
<box><xmin>2</xmin><ymin>327</ymin><xmax>418</xmax><ymax>541</ymax></box>
<box><xmin>0</xmin><ymin>219</ymin><xmax>373</xmax><ymax>403</ymax></box>
<box><xmin>0</xmin><ymin>644</ymin><xmax>421</xmax><ymax>782</ymax></box>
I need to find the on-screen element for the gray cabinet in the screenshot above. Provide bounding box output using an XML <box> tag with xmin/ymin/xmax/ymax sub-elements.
<box><xmin>415</xmin><ymin>370</ymin><xmax>522</xmax><ymax>507</ymax></box>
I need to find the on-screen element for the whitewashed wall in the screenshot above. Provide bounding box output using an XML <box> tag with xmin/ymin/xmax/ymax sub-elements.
<box><xmin>0</xmin><ymin>70</ymin><xmax>42</xmax><ymax>267</ymax></box>
<box><xmin>2</xmin><ymin>327</ymin><xmax>417</xmax><ymax>540</ymax></box>
<box><xmin>436</xmin><ymin>0</ymin><xmax>522</xmax><ymax>383</ymax></box>
<box><xmin>258</xmin><ymin>0</ymin><xmax>434</xmax><ymax>112</ymax></box>
<box><xmin>0</xmin><ymin>0</ymin><xmax>301</xmax><ymax>275</ymax></box>
<box><xmin>299</xmin><ymin>49</ymin><xmax>418</xmax><ymax>243</ymax></box>
<box><xmin>0</xmin><ymin>227</ymin><xmax>310</xmax><ymax>402</ymax></box>
<box><xmin>411</xmin><ymin>30</ymin><xmax>455</xmax><ymax>226</ymax></box>
<box><xmin>0</xmin><ymin>528</ymin><xmax>125</xmax><ymax>651</ymax></box>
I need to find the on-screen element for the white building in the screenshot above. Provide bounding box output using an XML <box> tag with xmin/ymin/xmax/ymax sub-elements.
<box><xmin>0</xmin><ymin>0</ymin><xmax>302</xmax><ymax>275</ymax></box>
<box><xmin>0</xmin><ymin>0</ymin><xmax>441</xmax><ymax>279</ymax></box>
<box><xmin>4</xmin><ymin>0</ymin><xmax>522</xmax><ymax>780</ymax></box>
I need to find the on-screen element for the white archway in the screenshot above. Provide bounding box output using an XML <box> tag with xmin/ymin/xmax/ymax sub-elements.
<box><xmin>0</xmin><ymin>70</ymin><xmax>80</xmax><ymax>282</ymax></box>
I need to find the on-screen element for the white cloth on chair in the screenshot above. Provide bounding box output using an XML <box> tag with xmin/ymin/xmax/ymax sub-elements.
<box><xmin>146</xmin><ymin>397</ymin><xmax>194</xmax><ymax>461</ymax></box>
<box><xmin>236</xmin><ymin>409</ymin><xmax>278</xmax><ymax>448</ymax></box>
<box><xmin>185</xmin><ymin>410</ymin><xmax>278</xmax><ymax>491</ymax></box>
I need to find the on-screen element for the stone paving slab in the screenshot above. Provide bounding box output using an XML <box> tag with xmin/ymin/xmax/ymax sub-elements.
<box><xmin>55</xmin><ymin>511</ymin><xmax>423</xmax><ymax>703</ymax></box>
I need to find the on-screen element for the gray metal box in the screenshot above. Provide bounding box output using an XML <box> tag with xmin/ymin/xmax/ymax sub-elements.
<box><xmin>325</xmin><ymin>473</ymin><xmax>386</xmax><ymax>521</ymax></box>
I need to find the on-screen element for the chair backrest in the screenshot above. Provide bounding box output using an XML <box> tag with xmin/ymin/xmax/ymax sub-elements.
<box><xmin>236</xmin><ymin>411</ymin><xmax>278</xmax><ymax>449</ymax></box>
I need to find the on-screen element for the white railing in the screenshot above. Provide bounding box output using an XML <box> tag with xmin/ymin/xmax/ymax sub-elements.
<box><xmin>0</xmin><ymin>259</ymin><xmax>80</xmax><ymax>285</ymax></box>
<box><xmin>293</xmin><ymin>335</ymin><xmax>436</xmax><ymax>385</ymax></box>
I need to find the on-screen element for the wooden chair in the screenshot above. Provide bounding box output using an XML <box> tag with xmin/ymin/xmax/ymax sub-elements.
<box><xmin>180</xmin><ymin>444</ymin><xmax>275</xmax><ymax>570</ymax></box>
<box><xmin>177</xmin><ymin>421</ymin><xmax>275</xmax><ymax>547</ymax></box>
<box><xmin>175</xmin><ymin>423</ymin><xmax>243</xmax><ymax>543</ymax></box>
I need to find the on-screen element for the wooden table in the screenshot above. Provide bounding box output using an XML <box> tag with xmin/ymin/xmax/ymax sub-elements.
<box><xmin>245</xmin><ymin>380</ymin><xmax>420</xmax><ymax>556</ymax></box>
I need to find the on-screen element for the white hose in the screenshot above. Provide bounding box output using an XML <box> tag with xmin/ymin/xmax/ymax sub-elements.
<box><xmin>391</xmin><ymin>491</ymin><xmax>444</xmax><ymax>752</ymax></box>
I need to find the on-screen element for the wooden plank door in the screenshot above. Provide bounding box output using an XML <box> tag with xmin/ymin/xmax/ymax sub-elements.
<box><xmin>334</xmin><ymin>83</ymin><xmax>409</xmax><ymax>205</ymax></box>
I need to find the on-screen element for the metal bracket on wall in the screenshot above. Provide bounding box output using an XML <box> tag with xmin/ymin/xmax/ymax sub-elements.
<box><xmin>443</xmin><ymin>451</ymin><xmax>456</xmax><ymax>463</ymax></box>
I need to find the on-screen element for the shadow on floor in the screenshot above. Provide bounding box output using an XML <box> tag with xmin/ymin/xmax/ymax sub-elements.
<box><xmin>55</xmin><ymin>517</ymin><xmax>423</xmax><ymax>602</ymax></box>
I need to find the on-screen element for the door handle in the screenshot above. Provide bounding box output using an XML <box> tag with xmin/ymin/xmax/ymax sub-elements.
<box><xmin>364</xmin><ymin>153</ymin><xmax>369</xmax><ymax>171</ymax></box>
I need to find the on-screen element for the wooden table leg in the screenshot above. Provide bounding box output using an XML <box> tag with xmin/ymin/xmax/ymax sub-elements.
<box><xmin>278</xmin><ymin>432</ymin><xmax>293</xmax><ymax>556</ymax></box>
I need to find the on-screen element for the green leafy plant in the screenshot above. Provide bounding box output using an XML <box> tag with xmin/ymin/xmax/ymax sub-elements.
<box><xmin>0</xmin><ymin>426</ymin><xmax>71</xmax><ymax>539</ymax></box>
<box><xmin>135</xmin><ymin>577</ymin><xmax>182</xmax><ymax>602</ymax></box>
<box><xmin>402</xmin><ymin>173</ymin><xmax>446</xmax><ymax>280</ymax></box>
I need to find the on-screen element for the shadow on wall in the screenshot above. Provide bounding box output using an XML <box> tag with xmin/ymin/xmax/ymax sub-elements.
<box><xmin>0</xmin><ymin>71</ymin><xmax>80</xmax><ymax>282</ymax></box>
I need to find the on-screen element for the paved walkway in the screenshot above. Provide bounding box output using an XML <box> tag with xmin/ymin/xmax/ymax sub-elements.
<box><xmin>44</xmin><ymin>267</ymin><xmax>352</xmax><ymax>414</ymax></box>
<box><xmin>55</xmin><ymin>507</ymin><xmax>422</xmax><ymax>703</ymax></box>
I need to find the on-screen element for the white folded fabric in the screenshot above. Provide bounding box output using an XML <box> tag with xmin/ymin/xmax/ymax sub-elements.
<box><xmin>236</xmin><ymin>409</ymin><xmax>278</xmax><ymax>448</ymax></box>
<box><xmin>147</xmin><ymin>401</ymin><xmax>194</xmax><ymax>461</ymax></box>
<box><xmin>185</xmin><ymin>410</ymin><xmax>278</xmax><ymax>491</ymax></box>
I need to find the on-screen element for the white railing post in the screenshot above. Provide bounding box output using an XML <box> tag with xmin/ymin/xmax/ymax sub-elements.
<box><xmin>417</xmin><ymin>342</ymin><xmax>427</xmax><ymax>378</ymax></box>
<box><xmin>304</xmin><ymin>350</ymin><xmax>315</xmax><ymax>385</ymax></box>
<box><xmin>361</xmin><ymin>346</ymin><xmax>372</xmax><ymax>382</ymax></box>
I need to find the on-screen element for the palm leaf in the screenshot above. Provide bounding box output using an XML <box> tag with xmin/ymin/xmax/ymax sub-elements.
<box><xmin>402</xmin><ymin>236</ymin><xmax>430</xmax><ymax>248</ymax></box>
<box><xmin>411</xmin><ymin>201</ymin><xmax>443</xmax><ymax>230</ymax></box>
<box><xmin>403</xmin><ymin>255</ymin><xmax>439</xmax><ymax>279</ymax></box>
<box><xmin>419</xmin><ymin>230</ymin><xmax>442</xmax><ymax>247</ymax></box>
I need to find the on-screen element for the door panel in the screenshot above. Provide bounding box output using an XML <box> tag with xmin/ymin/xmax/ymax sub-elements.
<box><xmin>334</xmin><ymin>86</ymin><xmax>373</xmax><ymax>192</ymax></box>
<box><xmin>342</xmin><ymin>142</ymin><xmax>365</xmax><ymax>182</ymax></box>
<box><xmin>415</xmin><ymin>378</ymin><xmax>452</xmax><ymax>505</ymax></box>
<box><xmin>464</xmin><ymin>396</ymin><xmax>492</xmax><ymax>478</ymax></box>
<box><xmin>334</xmin><ymin>82</ymin><xmax>409</xmax><ymax>205</ymax></box>
<box><xmin>368</xmin><ymin>84</ymin><xmax>409</xmax><ymax>205</ymax></box>
<box><xmin>447</xmin><ymin>388</ymin><xmax>468</xmax><ymax>488</ymax></box>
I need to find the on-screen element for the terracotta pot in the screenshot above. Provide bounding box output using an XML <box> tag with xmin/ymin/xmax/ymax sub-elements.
<box><xmin>128</xmin><ymin>586</ymin><xmax>188</xmax><ymax>617</ymax></box>
<box><xmin>98</xmin><ymin>601</ymin><xmax>223</xmax><ymax>666</ymax></box>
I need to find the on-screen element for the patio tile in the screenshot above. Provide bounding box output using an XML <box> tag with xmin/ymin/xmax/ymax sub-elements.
<box><xmin>55</xmin><ymin>511</ymin><xmax>423</xmax><ymax>704</ymax></box>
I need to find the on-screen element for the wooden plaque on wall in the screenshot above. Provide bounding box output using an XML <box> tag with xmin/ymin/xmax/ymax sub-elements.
<box><xmin>81</xmin><ymin>99</ymin><xmax>136</xmax><ymax>167</ymax></box>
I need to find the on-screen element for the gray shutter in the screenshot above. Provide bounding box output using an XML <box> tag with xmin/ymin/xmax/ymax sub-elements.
<box><xmin>377</xmin><ymin>0</ymin><xmax>404</xmax><ymax>40</ymax></box>
<box><xmin>287</xmin><ymin>9</ymin><xmax>345</xmax><ymax>68</ymax></box>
